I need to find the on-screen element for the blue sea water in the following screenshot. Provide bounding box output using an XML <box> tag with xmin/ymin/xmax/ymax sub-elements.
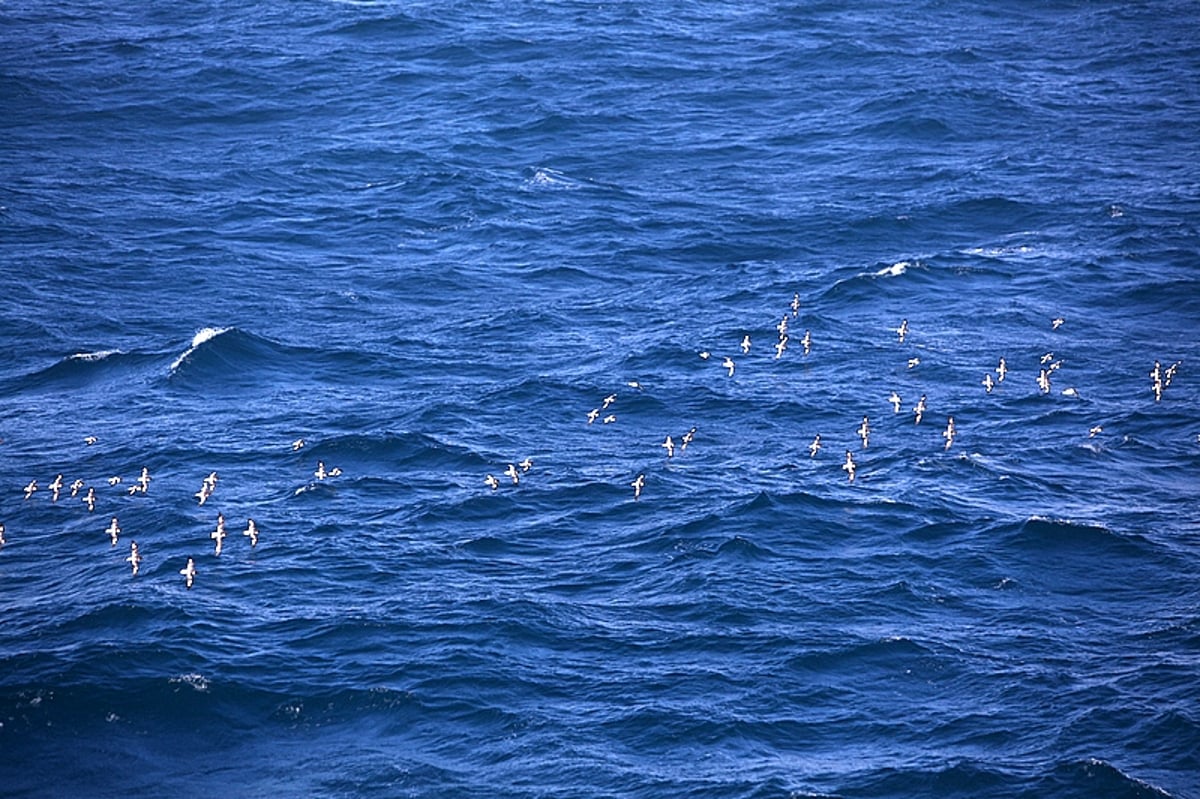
<box><xmin>2</xmin><ymin>1</ymin><xmax>1199</xmax><ymax>796</ymax></box>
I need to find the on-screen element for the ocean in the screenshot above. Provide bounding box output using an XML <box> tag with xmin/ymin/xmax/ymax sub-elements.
<box><xmin>1</xmin><ymin>1</ymin><xmax>1198</xmax><ymax>797</ymax></box>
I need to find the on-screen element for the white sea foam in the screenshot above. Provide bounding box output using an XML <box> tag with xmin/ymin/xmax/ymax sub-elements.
<box><xmin>169</xmin><ymin>673</ymin><xmax>210</xmax><ymax>692</ymax></box>
<box><xmin>69</xmin><ymin>349</ymin><xmax>122</xmax><ymax>362</ymax></box>
<box><xmin>875</xmin><ymin>261</ymin><xmax>909</xmax><ymax>277</ymax></box>
<box><xmin>169</xmin><ymin>326</ymin><xmax>232</xmax><ymax>372</ymax></box>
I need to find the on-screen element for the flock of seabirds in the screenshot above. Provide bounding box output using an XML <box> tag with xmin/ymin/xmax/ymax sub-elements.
<box><xmin>0</xmin><ymin>291</ymin><xmax>1185</xmax><ymax>590</ymax></box>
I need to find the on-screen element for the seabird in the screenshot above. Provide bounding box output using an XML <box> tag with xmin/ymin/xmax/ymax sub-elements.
<box><xmin>1041</xmin><ymin>352</ymin><xmax>1055</xmax><ymax>365</ymax></box>
<box><xmin>1151</xmin><ymin>361</ymin><xmax>1164</xmax><ymax>401</ymax></box>
<box><xmin>662</xmin><ymin>435</ymin><xmax>675</xmax><ymax>458</ymax></box>
<box><xmin>996</xmin><ymin>357</ymin><xmax>1008</xmax><ymax>382</ymax></box>
<box><xmin>84</xmin><ymin>487</ymin><xmax>96</xmax><ymax>512</ymax></box>
<box><xmin>203</xmin><ymin>472</ymin><xmax>218</xmax><ymax>491</ymax></box>
<box><xmin>914</xmin><ymin>395</ymin><xmax>927</xmax><ymax>425</ymax></box>
<box><xmin>328</xmin><ymin>467</ymin><xmax>342</xmax><ymax>477</ymax></box>
<box><xmin>631</xmin><ymin>473</ymin><xmax>645</xmax><ymax>500</ymax></box>
<box><xmin>84</xmin><ymin>436</ymin><xmax>98</xmax><ymax>446</ymax></box>
<box><xmin>1089</xmin><ymin>425</ymin><xmax>1103</xmax><ymax>438</ymax></box>
<box><xmin>943</xmin><ymin>416</ymin><xmax>956</xmax><ymax>450</ymax></box>
<box><xmin>982</xmin><ymin>373</ymin><xmax>995</xmax><ymax>393</ymax></box>
<box><xmin>1164</xmin><ymin>360</ymin><xmax>1182</xmax><ymax>387</ymax></box>
<box><xmin>627</xmin><ymin>381</ymin><xmax>643</xmax><ymax>390</ymax></box>
<box><xmin>1062</xmin><ymin>387</ymin><xmax>1080</xmax><ymax>398</ymax></box>
<box><xmin>1052</xmin><ymin>317</ymin><xmax>1065</xmax><ymax>330</ymax></box>
<box><xmin>777</xmin><ymin>316</ymin><xmax>789</xmax><ymax>336</ymax></box>
<box><xmin>1037</xmin><ymin>369</ymin><xmax>1051</xmax><ymax>394</ymax></box>
<box><xmin>70</xmin><ymin>478</ymin><xmax>85</xmax><ymax>497</ymax></box>
<box><xmin>292</xmin><ymin>438</ymin><xmax>306</xmax><ymax>451</ymax></box>
<box><xmin>722</xmin><ymin>356</ymin><xmax>735</xmax><ymax>377</ymax></box>
<box><xmin>195</xmin><ymin>486</ymin><xmax>212</xmax><ymax>505</ymax></box>
<box><xmin>681</xmin><ymin>427</ymin><xmax>697</xmax><ymax>451</ymax></box>
<box><xmin>0</xmin><ymin>523</ymin><xmax>6</xmax><ymax>547</ymax></box>
<box><xmin>801</xmin><ymin>330</ymin><xmax>812</xmax><ymax>356</ymax></box>
<box><xmin>791</xmin><ymin>292</ymin><xmax>800</xmax><ymax>317</ymax></box>
<box><xmin>244</xmin><ymin>519</ymin><xmax>259</xmax><ymax>547</ymax></box>
<box><xmin>211</xmin><ymin>514</ymin><xmax>226</xmax><ymax>556</ymax></box>
<box><xmin>699</xmin><ymin>351</ymin><xmax>711</xmax><ymax>360</ymax></box>
<box><xmin>602</xmin><ymin>394</ymin><xmax>617</xmax><ymax>409</ymax></box>
<box><xmin>504</xmin><ymin>463</ymin><xmax>520</xmax><ymax>485</ymax></box>
<box><xmin>888</xmin><ymin>391</ymin><xmax>901</xmax><ymax>413</ymax></box>
<box><xmin>314</xmin><ymin>461</ymin><xmax>328</xmax><ymax>480</ymax></box>
<box><xmin>896</xmin><ymin>319</ymin><xmax>909</xmax><ymax>344</ymax></box>
<box><xmin>842</xmin><ymin>451</ymin><xmax>856</xmax><ymax>482</ymax></box>
<box><xmin>106</xmin><ymin>517</ymin><xmax>120</xmax><ymax>546</ymax></box>
<box><xmin>519</xmin><ymin>457</ymin><xmax>533</xmax><ymax>472</ymax></box>
<box><xmin>180</xmin><ymin>558</ymin><xmax>196</xmax><ymax>589</ymax></box>
<box><xmin>23</xmin><ymin>480</ymin><xmax>36</xmax><ymax>500</ymax></box>
<box><xmin>484</xmin><ymin>474</ymin><xmax>500</xmax><ymax>491</ymax></box>
<box><xmin>741</xmin><ymin>335</ymin><xmax>751</xmax><ymax>354</ymax></box>
<box><xmin>774</xmin><ymin>338</ymin><xmax>787</xmax><ymax>359</ymax></box>
<box><xmin>603</xmin><ymin>414</ymin><xmax>617</xmax><ymax>424</ymax></box>
<box><xmin>907</xmin><ymin>357</ymin><xmax>921</xmax><ymax>369</ymax></box>
<box><xmin>107</xmin><ymin>476</ymin><xmax>122</xmax><ymax>486</ymax></box>
<box><xmin>587</xmin><ymin>408</ymin><xmax>600</xmax><ymax>424</ymax></box>
<box><xmin>49</xmin><ymin>474</ymin><xmax>63</xmax><ymax>502</ymax></box>
<box><xmin>135</xmin><ymin>467</ymin><xmax>150</xmax><ymax>493</ymax></box>
<box><xmin>127</xmin><ymin>541</ymin><xmax>142</xmax><ymax>576</ymax></box>
<box><xmin>809</xmin><ymin>434</ymin><xmax>821</xmax><ymax>458</ymax></box>
<box><xmin>858</xmin><ymin>416</ymin><xmax>870</xmax><ymax>448</ymax></box>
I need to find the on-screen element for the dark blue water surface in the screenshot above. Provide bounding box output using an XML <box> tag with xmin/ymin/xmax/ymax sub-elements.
<box><xmin>2</xmin><ymin>2</ymin><xmax>1199</xmax><ymax>797</ymax></box>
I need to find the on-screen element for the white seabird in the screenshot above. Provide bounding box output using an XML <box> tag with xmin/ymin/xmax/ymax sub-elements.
<box><xmin>211</xmin><ymin>515</ymin><xmax>227</xmax><ymax>556</ymax></box>
<box><xmin>631</xmin><ymin>473</ymin><xmax>645</xmax><ymax>500</ymax></box>
<box><xmin>842</xmin><ymin>451</ymin><xmax>856</xmax><ymax>482</ymax></box>
<box><xmin>314</xmin><ymin>461</ymin><xmax>328</xmax><ymax>480</ymax></box>
<box><xmin>105</xmin><ymin>517</ymin><xmax>121</xmax><ymax>546</ymax></box>
<box><xmin>84</xmin><ymin>487</ymin><xmax>96</xmax><ymax>512</ymax></box>
<box><xmin>603</xmin><ymin>414</ymin><xmax>617</xmax><ymax>424</ymax></box>
<box><xmin>70</xmin><ymin>478</ymin><xmax>85</xmax><ymax>497</ymax></box>
<box><xmin>504</xmin><ymin>463</ymin><xmax>520</xmax><ymax>485</ymax></box>
<box><xmin>896</xmin><ymin>319</ymin><xmax>909</xmax><ymax>344</ymax></box>
<box><xmin>741</xmin><ymin>335</ymin><xmax>751</xmax><ymax>354</ymax></box>
<box><xmin>791</xmin><ymin>292</ymin><xmax>801</xmax><ymax>317</ymax></box>
<box><xmin>244</xmin><ymin>519</ymin><xmax>259</xmax><ymax>547</ymax></box>
<box><xmin>996</xmin><ymin>357</ymin><xmax>1008</xmax><ymax>382</ymax></box>
<box><xmin>801</xmin><ymin>330</ymin><xmax>812</xmax><ymax>356</ymax></box>
<box><xmin>681</xmin><ymin>427</ymin><xmax>697</xmax><ymax>451</ymax></box>
<box><xmin>662</xmin><ymin>435</ymin><xmax>675</xmax><ymax>458</ymax></box>
<box><xmin>292</xmin><ymin>438</ymin><xmax>306</xmax><ymax>451</ymax></box>
<box><xmin>484</xmin><ymin>474</ymin><xmax>500</xmax><ymax>491</ymax></box>
<box><xmin>23</xmin><ymin>480</ymin><xmax>37</xmax><ymax>500</ymax></box>
<box><xmin>519</xmin><ymin>457</ymin><xmax>533</xmax><ymax>472</ymax></box>
<box><xmin>127</xmin><ymin>541</ymin><xmax>142</xmax><ymax>576</ymax></box>
<box><xmin>587</xmin><ymin>408</ymin><xmax>600</xmax><ymax>424</ymax></box>
<box><xmin>809</xmin><ymin>434</ymin><xmax>821</xmax><ymax>458</ymax></box>
<box><xmin>49</xmin><ymin>474</ymin><xmax>63</xmax><ymax>502</ymax></box>
<box><xmin>602</xmin><ymin>394</ymin><xmax>617</xmax><ymax>409</ymax></box>
<box><xmin>982</xmin><ymin>373</ymin><xmax>995</xmax><ymax>393</ymax></box>
<box><xmin>943</xmin><ymin>416</ymin><xmax>956</xmax><ymax>451</ymax></box>
<box><xmin>914</xmin><ymin>395</ymin><xmax>927</xmax><ymax>425</ymax></box>
<box><xmin>722</xmin><ymin>356</ymin><xmax>735</xmax><ymax>377</ymax></box>
<box><xmin>180</xmin><ymin>558</ymin><xmax>196</xmax><ymax>590</ymax></box>
<box><xmin>857</xmin><ymin>417</ymin><xmax>870</xmax><ymax>448</ymax></box>
<box><xmin>888</xmin><ymin>391</ymin><xmax>901</xmax><ymax>413</ymax></box>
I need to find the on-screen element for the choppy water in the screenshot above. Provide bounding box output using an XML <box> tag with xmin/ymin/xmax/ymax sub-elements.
<box><xmin>2</xmin><ymin>2</ymin><xmax>1199</xmax><ymax>797</ymax></box>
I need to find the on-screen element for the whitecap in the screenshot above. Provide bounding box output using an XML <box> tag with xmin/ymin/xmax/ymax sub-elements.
<box><xmin>526</xmin><ymin>167</ymin><xmax>582</xmax><ymax>190</ymax></box>
<box><xmin>169</xmin><ymin>326</ymin><xmax>232</xmax><ymax>372</ymax></box>
<box><xmin>875</xmin><ymin>261</ymin><xmax>909</xmax><ymax>277</ymax></box>
<box><xmin>69</xmin><ymin>349</ymin><xmax>123</xmax><ymax>362</ymax></box>
<box><xmin>169</xmin><ymin>673</ymin><xmax>210</xmax><ymax>692</ymax></box>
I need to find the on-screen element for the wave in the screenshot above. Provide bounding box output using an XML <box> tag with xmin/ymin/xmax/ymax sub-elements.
<box><xmin>167</xmin><ymin>326</ymin><xmax>236</xmax><ymax>373</ymax></box>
